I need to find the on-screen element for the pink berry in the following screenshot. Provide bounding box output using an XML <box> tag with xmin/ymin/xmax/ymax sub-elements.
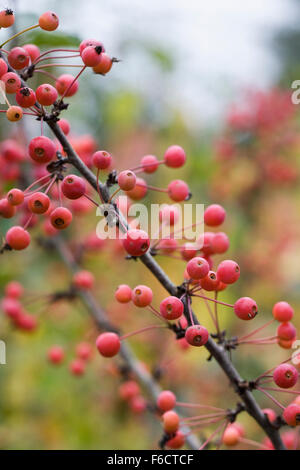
<box><xmin>7</xmin><ymin>47</ymin><xmax>30</xmax><ymax>69</ymax></box>
<box><xmin>204</xmin><ymin>204</ymin><xmax>226</xmax><ymax>226</ymax></box>
<box><xmin>73</xmin><ymin>270</ymin><xmax>94</xmax><ymax>290</ymax></box>
<box><xmin>81</xmin><ymin>45</ymin><xmax>102</xmax><ymax>67</ymax></box>
<box><xmin>283</xmin><ymin>404</ymin><xmax>300</xmax><ymax>426</ymax></box>
<box><xmin>157</xmin><ymin>391</ymin><xmax>176</xmax><ymax>412</ymax></box>
<box><xmin>50</xmin><ymin>207</ymin><xmax>73</xmax><ymax>230</ymax></box>
<box><xmin>15</xmin><ymin>87</ymin><xmax>36</xmax><ymax>108</ymax></box>
<box><xmin>39</xmin><ymin>11</ymin><xmax>59</xmax><ymax>31</ymax></box>
<box><xmin>93</xmin><ymin>53</ymin><xmax>113</xmax><ymax>75</ymax></box>
<box><xmin>29</xmin><ymin>136</ymin><xmax>56</xmax><ymax>164</ymax></box>
<box><xmin>58</xmin><ymin>118</ymin><xmax>70</xmax><ymax>135</ymax></box>
<box><xmin>48</xmin><ymin>346</ymin><xmax>64</xmax><ymax>365</ymax></box>
<box><xmin>0</xmin><ymin>9</ymin><xmax>15</xmax><ymax>28</ymax></box>
<box><xmin>273</xmin><ymin>364</ymin><xmax>298</xmax><ymax>389</ymax></box>
<box><xmin>1</xmin><ymin>297</ymin><xmax>22</xmax><ymax>319</ymax></box>
<box><xmin>159</xmin><ymin>205</ymin><xmax>180</xmax><ymax>226</ymax></box>
<box><xmin>6</xmin><ymin>226</ymin><xmax>30</xmax><ymax>250</ymax></box>
<box><xmin>119</xmin><ymin>380</ymin><xmax>140</xmax><ymax>401</ymax></box>
<box><xmin>185</xmin><ymin>325</ymin><xmax>209</xmax><ymax>346</ymax></box>
<box><xmin>115</xmin><ymin>284</ymin><xmax>132</xmax><ymax>303</ymax></box>
<box><xmin>210</xmin><ymin>232</ymin><xmax>229</xmax><ymax>254</ymax></box>
<box><xmin>234</xmin><ymin>297</ymin><xmax>258</xmax><ymax>320</ymax></box>
<box><xmin>180</xmin><ymin>243</ymin><xmax>198</xmax><ymax>261</ymax></box>
<box><xmin>141</xmin><ymin>154</ymin><xmax>159</xmax><ymax>173</ymax></box>
<box><xmin>1</xmin><ymin>72</ymin><xmax>21</xmax><ymax>94</ymax></box>
<box><xmin>79</xmin><ymin>39</ymin><xmax>105</xmax><ymax>55</ymax></box>
<box><xmin>167</xmin><ymin>179</ymin><xmax>189</xmax><ymax>202</ymax></box>
<box><xmin>162</xmin><ymin>410</ymin><xmax>179</xmax><ymax>434</ymax></box>
<box><xmin>23</xmin><ymin>44</ymin><xmax>40</xmax><ymax>62</ymax></box>
<box><xmin>96</xmin><ymin>332</ymin><xmax>121</xmax><ymax>357</ymax></box>
<box><xmin>166</xmin><ymin>431</ymin><xmax>185</xmax><ymax>449</ymax></box>
<box><xmin>222</xmin><ymin>425</ymin><xmax>240</xmax><ymax>446</ymax></box>
<box><xmin>36</xmin><ymin>83</ymin><xmax>58</xmax><ymax>106</ymax></box>
<box><xmin>157</xmin><ymin>238</ymin><xmax>178</xmax><ymax>254</ymax></box>
<box><xmin>126</xmin><ymin>177</ymin><xmax>148</xmax><ymax>200</ymax></box>
<box><xmin>62</xmin><ymin>174</ymin><xmax>86</xmax><ymax>199</ymax></box>
<box><xmin>5</xmin><ymin>281</ymin><xmax>24</xmax><ymax>299</ymax></box>
<box><xmin>187</xmin><ymin>256</ymin><xmax>210</xmax><ymax>279</ymax></box>
<box><xmin>131</xmin><ymin>285</ymin><xmax>153</xmax><ymax>307</ymax></box>
<box><xmin>70</xmin><ymin>359</ymin><xmax>85</xmax><ymax>376</ymax></box>
<box><xmin>160</xmin><ymin>296</ymin><xmax>183</xmax><ymax>320</ymax></box>
<box><xmin>0</xmin><ymin>58</ymin><xmax>8</xmax><ymax>77</ymax></box>
<box><xmin>55</xmin><ymin>74</ymin><xmax>79</xmax><ymax>97</ymax></box>
<box><xmin>217</xmin><ymin>260</ymin><xmax>240</xmax><ymax>284</ymax></box>
<box><xmin>263</xmin><ymin>408</ymin><xmax>277</xmax><ymax>423</ymax></box>
<box><xmin>92</xmin><ymin>150</ymin><xmax>112</xmax><ymax>170</ymax></box>
<box><xmin>164</xmin><ymin>145</ymin><xmax>186</xmax><ymax>168</ymax></box>
<box><xmin>118</xmin><ymin>170</ymin><xmax>136</xmax><ymax>191</ymax></box>
<box><xmin>200</xmin><ymin>271</ymin><xmax>219</xmax><ymax>291</ymax></box>
<box><xmin>76</xmin><ymin>342</ymin><xmax>93</xmax><ymax>361</ymax></box>
<box><xmin>0</xmin><ymin>198</ymin><xmax>16</xmax><ymax>218</ymax></box>
<box><xmin>27</xmin><ymin>192</ymin><xmax>50</xmax><ymax>214</ymax></box>
<box><xmin>277</xmin><ymin>322</ymin><xmax>297</xmax><ymax>341</ymax></box>
<box><xmin>273</xmin><ymin>301</ymin><xmax>294</xmax><ymax>322</ymax></box>
<box><xmin>7</xmin><ymin>188</ymin><xmax>24</xmax><ymax>206</ymax></box>
<box><xmin>123</xmin><ymin>229</ymin><xmax>150</xmax><ymax>257</ymax></box>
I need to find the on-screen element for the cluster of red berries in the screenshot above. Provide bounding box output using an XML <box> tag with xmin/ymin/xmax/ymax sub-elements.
<box><xmin>47</xmin><ymin>341</ymin><xmax>93</xmax><ymax>377</ymax></box>
<box><xmin>0</xmin><ymin>281</ymin><xmax>37</xmax><ymax>331</ymax></box>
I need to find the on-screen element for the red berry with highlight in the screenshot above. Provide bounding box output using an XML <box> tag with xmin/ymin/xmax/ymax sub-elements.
<box><xmin>187</xmin><ymin>256</ymin><xmax>210</xmax><ymax>279</ymax></box>
<box><xmin>73</xmin><ymin>270</ymin><xmax>94</xmax><ymax>290</ymax></box>
<box><xmin>115</xmin><ymin>284</ymin><xmax>132</xmax><ymax>303</ymax></box>
<box><xmin>50</xmin><ymin>207</ymin><xmax>73</xmax><ymax>230</ymax></box>
<box><xmin>70</xmin><ymin>359</ymin><xmax>85</xmax><ymax>376</ymax></box>
<box><xmin>283</xmin><ymin>404</ymin><xmax>300</xmax><ymax>426</ymax></box>
<box><xmin>96</xmin><ymin>332</ymin><xmax>121</xmax><ymax>358</ymax></box>
<box><xmin>2</xmin><ymin>72</ymin><xmax>21</xmax><ymax>94</ymax></box>
<box><xmin>7</xmin><ymin>188</ymin><xmax>24</xmax><ymax>206</ymax></box>
<box><xmin>210</xmin><ymin>232</ymin><xmax>229</xmax><ymax>254</ymax></box>
<box><xmin>273</xmin><ymin>301</ymin><xmax>294</xmax><ymax>322</ymax></box>
<box><xmin>56</xmin><ymin>74</ymin><xmax>79</xmax><ymax>97</ymax></box>
<box><xmin>39</xmin><ymin>11</ymin><xmax>59</xmax><ymax>31</ymax></box>
<box><xmin>131</xmin><ymin>285</ymin><xmax>153</xmax><ymax>307</ymax></box>
<box><xmin>0</xmin><ymin>9</ymin><xmax>15</xmax><ymax>28</ymax></box>
<box><xmin>118</xmin><ymin>170</ymin><xmax>136</xmax><ymax>191</ymax></box>
<box><xmin>29</xmin><ymin>136</ymin><xmax>56</xmax><ymax>164</ymax></box>
<box><xmin>48</xmin><ymin>346</ymin><xmax>64</xmax><ymax>365</ymax></box>
<box><xmin>0</xmin><ymin>58</ymin><xmax>8</xmax><ymax>77</ymax></box>
<box><xmin>27</xmin><ymin>192</ymin><xmax>50</xmax><ymax>214</ymax></box>
<box><xmin>162</xmin><ymin>410</ymin><xmax>179</xmax><ymax>434</ymax></box>
<box><xmin>126</xmin><ymin>177</ymin><xmax>148</xmax><ymax>200</ymax></box>
<box><xmin>141</xmin><ymin>154</ymin><xmax>159</xmax><ymax>173</ymax></box>
<box><xmin>123</xmin><ymin>229</ymin><xmax>150</xmax><ymax>257</ymax></box>
<box><xmin>62</xmin><ymin>174</ymin><xmax>86</xmax><ymax>200</ymax></box>
<box><xmin>160</xmin><ymin>296</ymin><xmax>184</xmax><ymax>320</ymax></box>
<box><xmin>277</xmin><ymin>322</ymin><xmax>297</xmax><ymax>341</ymax></box>
<box><xmin>217</xmin><ymin>260</ymin><xmax>240</xmax><ymax>284</ymax></box>
<box><xmin>204</xmin><ymin>204</ymin><xmax>226</xmax><ymax>226</ymax></box>
<box><xmin>185</xmin><ymin>325</ymin><xmax>209</xmax><ymax>347</ymax></box>
<box><xmin>168</xmin><ymin>179</ymin><xmax>189</xmax><ymax>202</ymax></box>
<box><xmin>273</xmin><ymin>364</ymin><xmax>298</xmax><ymax>389</ymax></box>
<box><xmin>93</xmin><ymin>53</ymin><xmax>113</xmax><ymax>75</ymax></box>
<box><xmin>6</xmin><ymin>226</ymin><xmax>30</xmax><ymax>250</ymax></box>
<box><xmin>23</xmin><ymin>44</ymin><xmax>40</xmax><ymax>62</ymax></box>
<box><xmin>8</xmin><ymin>47</ymin><xmax>29</xmax><ymax>69</ymax></box>
<box><xmin>16</xmin><ymin>87</ymin><xmax>36</xmax><ymax>108</ymax></box>
<box><xmin>81</xmin><ymin>45</ymin><xmax>102</xmax><ymax>67</ymax></box>
<box><xmin>234</xmin><ymin>297</ymin><xmax>258</xmax><ymax>320</ymax></box>
<box><xmin>92</xmin><ymin>150</ymin><xmax>112</xmax><ymax>170</ymax></box>
<box><xmin>164</xmin><ymin>145</ymin><xmax>186</xmax><ymax>168</ymax></box>
<box><xmin>36</xmin><ymin>84</ymin><xmax>58</xmax><ymax>106</ymax></box>
<box><xmin>157</xmin><ymin>391</ymin><xmax>176</xmax><ymax>412</ymax></box>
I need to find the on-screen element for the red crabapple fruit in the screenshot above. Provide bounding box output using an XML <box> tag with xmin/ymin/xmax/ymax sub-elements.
<box><xmin>118</xmin><ymin>170</ymin><xmax>136</xmax><ymax>191</ymax></box>
<box><xmin>48</xmin><ymin>346</ymin><xmax>65</xmax><ymax>365</ymax></box>
<box><xmin>167</xmin><ymin>179</ymin><xmax>189</xmax><ymax>202</ymax></box>
<box><xmin>36</xmin><ymin>84</ymin><xmax>58</xmax><ymax>106</ymax></box>
<box><xmin>6</xmin><ymin>226</ymin><xmax>30</xmax><ymax>250</ymax></box>
<box><xmin>92</xmin><ymin>150</ymin><xmax>112</xmax><ymax>170</ymax></box>
<box><xmin>73</xmin><ymin>270</ymin><xmax>95</xmax><ymax>290</ymax></box>
<box><xmin>50</xmin><ymin>207</ymin><xmax>73</xmax><ymax>230</ymax></box>
<box><xmin>272</xmin><ymin>302</ymin><xmax>294</xmax><ymax>322</ymax></box>
<box><xmin>217</xmin><ymin>260</ymin><xmax>240</xmax><ymax>284</ymax></box>
<box><xmin>0</xmin><ymin>9</ymin><xmax>15</xmax><ymax>28</ymax></box>
<box><xmin>234</xmin><ymin>297</ymin><xmax>258</xmax><ymax>320</ymax></box>
<box><xmin>204</xmin><ymin>204</ymin><xmax>226</xmax><ymax>226</ymax></box>
<box><xmin>96</xmin><ymin>332</ymin><xmax>121</xmax><ymax>358</ymax></box>
<box><xmin>273</xmin><ymin>364</ymin><xmax>298</xmax><ymax>389</ymax></box>
<box><xmin>131</xmin><ymin>285</ymin><xmax>153</xmax><ymax>307</ymax></box>
<box><xmin>164</xmin><ymin>145</ymin><xmax>186</xmax><ymax>168</ymax></box>
<box><xmin>283</xmin><ymin>404</ymin><xmax>300</xmax><ymax>426</ymax></box>
<box><xmin>162</xmin><ymin>410</ymin><xmax>179</xmax><ymax>434</ymax></box>
<box><xmin>123</xmin><ymin>229</ymin><xmax>150</xmax><ymax>257</ymax></box>
<box><xmin>39</xmin><ymin>11</ymin><xmax>59</xmax><ymax>31</ymax></box>
<box><xmin>115</xmin><ymin>285</ymin><xmax>132</xmax><ymax>303</ymax></box>
<box><xmin>186</xmin><ymin>256</ymin><xmax>210</xmax><ymax>279</ymax></box>
<box><xmin>157</xmin><ymin>391</ymin><xmax>176</xmax><ymax>412</ymax></box>
<box><xmin>185</xmin><ymin>325</ymin><xmax>209</xmax><ymax>347</ymax></box>
<box><xmin>29</xmin><ymin>136</ymin><xmax>56</xmax><ymax>164</ymax></box>
<box><xmin>160</xmin><ymin>296</ymin><xmax>184</xmax><ymax>320</ymax></box>
<box><xmin>27</xmin><ymin>192</ymin><xmax>50</xmax><ymax>214</ymax></box>
<box><xmin>61</xmin><ymin>174</ymin><xmax>86</xmax><ymax>199</ymax></box>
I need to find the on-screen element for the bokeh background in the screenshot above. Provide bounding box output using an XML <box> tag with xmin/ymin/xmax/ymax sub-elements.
<box><xmin>1</xmin><ymin>0</ymin><xmax>300</xmax><ymax>449</ymax></box>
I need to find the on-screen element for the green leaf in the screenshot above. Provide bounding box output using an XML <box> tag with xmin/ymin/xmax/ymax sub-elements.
<box><xmin>23</xmin><ymin>31</ymin><xmax>80</xmax><ymax>48</ymax></box>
